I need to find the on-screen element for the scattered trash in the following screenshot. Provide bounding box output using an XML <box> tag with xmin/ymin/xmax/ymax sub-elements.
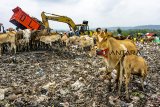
<box><xmin>0</xmin><ymin>43</ymin><xmax>159</xmax><ymax>106</ymax></box>
<box><xmin>71</xmin><ymin>80</ymin><xmax>85</xmax><ymax>90</ymax></box>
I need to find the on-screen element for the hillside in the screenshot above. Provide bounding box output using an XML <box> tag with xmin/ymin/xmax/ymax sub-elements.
<box><xmin>108</xmin><ymin>25</ymin><xmax>160</xmax><ymax>30</ymax></box>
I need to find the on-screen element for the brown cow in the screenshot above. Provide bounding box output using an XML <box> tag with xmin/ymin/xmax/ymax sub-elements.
<box><xmin>0</xmin><ymin>31</ymin><xmax>16</xmax><ymax>55</ymax></box>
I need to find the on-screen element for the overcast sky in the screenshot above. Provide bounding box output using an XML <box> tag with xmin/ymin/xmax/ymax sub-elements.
<box><xmin>0</xmin><ymin>0</ymin><xmax>160</xmax><ymax>30</ymax></box>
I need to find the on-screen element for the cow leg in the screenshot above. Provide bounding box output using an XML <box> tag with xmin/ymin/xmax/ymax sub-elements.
<box><xmin>43</xmin><ymin>42</ymin><xmax>46</xmax><ymax>50</ymax></box>
<box><xmin>34</xmin><ymin>42</ymin><xmax>36</xmax><ymax>50</ymax></box>
<box><xmin>125</xmin><ymin>69</ymin><xmax>131</xmax><ymax>100</ymax></box>
<box><xmin>140</xmin><ymin>74</ymin><xmax>145</xmax><ymax>91</ymax></box>
<box><xmin>10</xmin><ymin>43</ymin><xmax>14</xmax><ymax>54</ymax></box>
<box><xmin>2</xmin><ymin>44</ymin><xmax>5</xmax><ymax>54</ymax></box>
<box><xmin>26</xmin><ymin>43</ymin><xmax>28</xmax><ymax>51</ymax></box>
<box><xmin>27</xmin><ymin>43</ymin><xmax>30</xmax><ymax>51</ymax></box>
<box><xmin>40</xmin><ymin>42</ymin><xmax>44</xmax><ymax>50</ymax></box>
<box><xmin>11</xmin><ymin>43</ymin><xmax>16</xmax><ymax>54</ymax></box>
<box><xmin>8</xmin><ymin>44</ymin><xmax>12</xmax><ymax>54</ymax></box>
<box><xmin>39</xmin><ymin>41</ymin><xmax>42</xmax><ymax>50</ymax></box>
<box><xmin>49</xmin><ymin>42</ymin><xmax>52</xmax><ymax>50</ymax></box>
<box><xmin>115</xmin><ymin>64</ymin><xmax>120</xmax><ymax>89</ymax></box>
<box><xmin>0</xmin><ymin>44</ymin><xmax>2</xmax><ymax>56</ymax></box>
<box><xmin>14</xmin><ymin>45</ymin><xmax>16</xmax><ymax>54</ymax></box>
<box><xmin>25</xmin><ymin>43</ymin><xmax>28</xmax><ymax>51</ymax></box>
<box><xmin>29</xmin><ymin>41</ymin><xmax>32</xmax><ymax>50</ymax></box>
<box><xmin>28</xmin><ymin>42</ymin><xmax>30</xmax><ymax>51</ymax></box>
<box><xmin>24</xmin><ymin>43</ymin><xmax>26</xmax><ymax>52</ymax></box>
<box><xmin>32</xmin><ymin>41</ymin><xmax>37</xmax><ymax>50</ymax></box>
<box><xmin>118</xmin><ymin>61</ymin><xmax>123</xmax><ymax>95</ymax></box>
<box><xmin>17</xmin><ymin>44</ymin><xmax>19</xmax><ymax>52</ymax></box>
<box><xmin>33</xmin><ymin>42</ymin><xmax>36</xmax><ymax>50</ymax></box>
<box><xmin>140</xmin><ymin>78</ymin><xmax>144</xmax><ymax>91</ymax></box>
<box><xmin>88</xmin><ymin>47</ymin><xmax>94</xmax><ymax>57</ymax></box>
<box><xmin>7</xmin><ymin>43</ymin><xmax>11</xmax><ymax>54</ymax></box>
<box><xmin>20</xmin><ymin>45</ymin><xmax>22</xmax><ymax>52</ymax></box>
<box><xmin>36</xmin><ymin>41</ymin><xmax>39</xmax><ymax>50</ymax></box>
<box><xmin>108</xmin><ymin>71</ymin><xmax>112</xmax><ymax>92</ymax></box>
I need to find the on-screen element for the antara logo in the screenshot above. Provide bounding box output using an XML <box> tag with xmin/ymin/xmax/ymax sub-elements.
<box><xmin>96</xmin><ymin>48</ymin><xmax>140</xmax><ymax>59</ymax></box>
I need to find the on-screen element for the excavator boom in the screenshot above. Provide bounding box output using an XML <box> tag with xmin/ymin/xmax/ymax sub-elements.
<box><xmin>41</xmin><ymin>12</ymin><xmax>77</xmax><ymax>31</ymax></box>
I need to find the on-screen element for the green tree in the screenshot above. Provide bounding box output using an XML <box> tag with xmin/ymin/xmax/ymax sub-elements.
<box><xmin>117</xmin><ymin>28</ymin><xmax>122</xmax><ymax>34</ymax></box>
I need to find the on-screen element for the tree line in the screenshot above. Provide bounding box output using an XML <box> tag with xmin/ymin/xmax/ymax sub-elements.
<box><xmin>112</xmin><ymin>28</ymin><xmax>160</xmax><ymax>37</ymax></box>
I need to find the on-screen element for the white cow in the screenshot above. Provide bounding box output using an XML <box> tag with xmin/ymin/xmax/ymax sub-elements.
<box><xmin>22</xmin><ymin>29</ymin><xmax>31</xmax><ymax>51</ymax></box>
<box><xmin>39</xmin><ymin>34</ymin><xmax>61</xmax><ymax>49</ymax></box>
<box><xmin>79</xmin><ymin>35</ymin><xmax>94</xmax><ymax>51</ymax></box>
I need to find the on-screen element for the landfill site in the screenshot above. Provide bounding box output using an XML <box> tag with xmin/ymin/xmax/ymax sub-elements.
<box><xmin>0</xmin><ymin>4</ymin><xmax>160</xmax><ymax>107</ymax></box>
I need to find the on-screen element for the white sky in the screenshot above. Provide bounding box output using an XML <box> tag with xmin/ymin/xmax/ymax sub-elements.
<box><xmin>0</xmin><ymin>0</ymin><xmax>160</xmax><ymax>30</ymax></box>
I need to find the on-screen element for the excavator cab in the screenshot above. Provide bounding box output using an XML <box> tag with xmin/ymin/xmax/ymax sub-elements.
<box><xmin>81</xmin><ymin>20</ymin><xmax>93</xmax><ymax>36</ymax></box>
<box><xmin>0</xmin><ymin>23</ymin><xmax>6</xmax><ymax>33</ymax></box>
<box><xmin>75</xmin><ymin>21</ymin><xmax>90</xmax><ymax>35</ymax></box>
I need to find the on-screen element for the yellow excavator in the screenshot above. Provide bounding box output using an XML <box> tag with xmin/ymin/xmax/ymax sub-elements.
<box><xmin>41</xmin><ymin>11</ymin><xmax>92</xmax><ymax>36</ymax></box>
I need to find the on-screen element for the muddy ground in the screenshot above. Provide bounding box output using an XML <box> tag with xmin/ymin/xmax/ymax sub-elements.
<box><xmin>0</xmin><ymin>43</ymin><xmax>160</xmax><ymax>107</ymax></box>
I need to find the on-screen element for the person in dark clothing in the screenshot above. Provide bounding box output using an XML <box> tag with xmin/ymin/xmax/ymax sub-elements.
<box><xmin>105</xmin><ymin>28</ymin><xmax>108</xmax><ymax>33</ymax></box>
<box><xmin>96</xmin><ymin>28</ymin><xmax>101</xmax><ymax>33</ymax></box>
<box><xmin>80</xmin><ymin>26</ymin><xmax>85</xmax><ymax>35</ymax></box>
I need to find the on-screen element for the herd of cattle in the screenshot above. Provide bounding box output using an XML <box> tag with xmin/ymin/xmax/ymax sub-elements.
<box><xmin>0</xmin><ymin>29</ymin><xmax>97</xmax><ymax>56</ymax></box>
<box><xmin>0</xmin><ymin>28</ymin><xmax>151</xmax><ymax>100</ymax></box>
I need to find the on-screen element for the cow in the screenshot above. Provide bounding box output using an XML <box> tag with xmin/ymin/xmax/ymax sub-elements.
<box><xmin>38</xmin><ymin>34</ymin><xmax>61</xmax><ymax>49</ymax></box>
<box><xmin>68</xmin><ymin>35</ymin><xmax>80</xmax><ymax>46</ymax></box>
<box><xmin>15</xmin><ymin>29</ymin><xmax>31</xmax><ymax>51</ymax></box>
<box><xmin>0</xmin><ymin>31</ymin><xmax>16</xmax><ymax>55</ymax></box>
<box><xmin>61</xmin><ymin>33</ymin><xmax>69</xmax><ymax>46</ymax></box>
<box><xmin>22</xmin><ymin>29</ymin><xmax>31</xmax><ymax>51</ymax></box>
<box><xmin>79</xmin><ymin>35</ymin><xmax>95</xmax><ymax>51</ymax></box>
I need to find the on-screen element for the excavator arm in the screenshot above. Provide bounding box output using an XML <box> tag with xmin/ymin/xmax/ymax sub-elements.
<box><xmin>41</xmin><ymin>11</ymin><xmax>77</xmax><ymax>31</ymax></box>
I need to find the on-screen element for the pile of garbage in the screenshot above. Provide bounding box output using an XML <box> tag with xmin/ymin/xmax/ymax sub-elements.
<box><xmin>0</xmin><ymin>43</ymin><xmax>160</xmax><ymax>106</ymax></box>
